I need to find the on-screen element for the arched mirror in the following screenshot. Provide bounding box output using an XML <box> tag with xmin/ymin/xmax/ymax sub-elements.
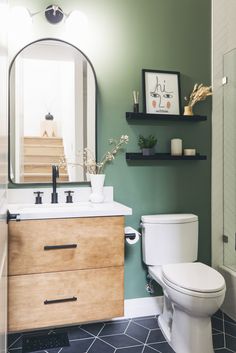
<box><xmin>9</xmin><ymin>38</ymin><xmax>97</xmax><ymax>184</ymax></box>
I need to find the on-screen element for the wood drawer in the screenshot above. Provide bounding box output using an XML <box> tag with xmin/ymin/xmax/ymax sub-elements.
<box><xmin>9</xmin><ymin>217</ymin><xmax>124</xmax><ymax>275</ymax></box>
<box><xmin>8</xmin><ymin>267</ymin><xmax>124</xmax><ymax>332</ymax></box>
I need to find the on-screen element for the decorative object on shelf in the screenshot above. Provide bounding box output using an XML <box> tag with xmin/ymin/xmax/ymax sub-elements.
<box><xmin>138</xmin><ymin>134</ymin><xmax>157</xmax><ymax>156</ymax></box>
<box><xmin>184</xmin><ymin>148</ymin><xmax>196</xmax><ymax>156</ymax></box>
<box><xmin>183</xmin><ymin>105</ymin><xmax>193</xmax><ymax>116</ymax></box>
<box><xmin>171</xmin><ymin>138</ymin><xmax>182</xmax><ymax>156</ymax></box>
<box><xmin>132</xmin><ymin>90</ymin><xmax>139</xmax><ymax>113</ymax></box>
<box><xmin>89</xmin><ymin>173</ymin><xmax>106</xmax><ymax>203</ymax></box>
<box><xmin>184</xmin><ymin>83</ymin><xmax>212</xmax><ymax>116</ymax></box>
<box><xmin>142</xmin><ymin>69</ymin><xmax>181</xmax><ymax>115</ymax></box>
<box><xmin>40</xmin><ymin>112</ymin><xmax>57</xmax><ymax>137</ymax></box>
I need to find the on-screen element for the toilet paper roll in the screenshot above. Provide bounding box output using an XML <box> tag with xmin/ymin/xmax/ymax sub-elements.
<box><xmin>125</xmin><ymin>226</ymin><xmax>140</xmax><ymax>245</ymax></box>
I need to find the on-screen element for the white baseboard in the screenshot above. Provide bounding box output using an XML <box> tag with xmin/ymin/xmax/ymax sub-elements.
<box><xmin>113</xmin><ymin>296</ymin><xmax>163</xmax><ymax>320</ymax></box>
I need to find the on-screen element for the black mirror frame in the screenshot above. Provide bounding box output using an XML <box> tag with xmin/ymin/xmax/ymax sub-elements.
<box><xmin>8</xmin><ymin>38</ymin><xmax>98</xmax><ymax>186</ymax></box>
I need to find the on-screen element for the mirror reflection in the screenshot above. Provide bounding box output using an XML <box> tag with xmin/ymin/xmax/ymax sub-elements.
<box><xmin>9</xmin><ymin>39</ymin><xmax>96</xmax><ymax>184</ymax></box>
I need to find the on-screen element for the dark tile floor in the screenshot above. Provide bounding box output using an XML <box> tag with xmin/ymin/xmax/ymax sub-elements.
<box><xmin>8</xmin><ymin>311</ymin><xmax>236</xmax><ymax>353</ymax></box>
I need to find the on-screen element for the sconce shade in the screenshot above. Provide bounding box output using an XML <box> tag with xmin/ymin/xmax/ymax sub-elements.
<box><xmin>45</xmin><ymin>5</ymin><xmax>64</xmax><ymax>24</ymax></box>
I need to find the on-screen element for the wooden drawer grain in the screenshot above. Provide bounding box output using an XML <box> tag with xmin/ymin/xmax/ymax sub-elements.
<box><xmin>8</xmin><ymin>267</ymin><xmax>124</xmax><ymax>332</ymax></box>
<box><xmin>9</xmin><ymin>217</ymin><xmax>124</xmax><ymax>275</ymax></box>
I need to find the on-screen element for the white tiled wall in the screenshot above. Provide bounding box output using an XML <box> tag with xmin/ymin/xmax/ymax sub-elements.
<box><xmin>212</xmin><ymin>0</ymin><xmax>236</xmax><ymax>268</ymax></box>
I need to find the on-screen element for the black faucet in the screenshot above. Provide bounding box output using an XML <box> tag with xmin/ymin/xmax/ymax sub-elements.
<box><xmin>51</xmin><ymin>165</ymin><xmax>59</xmax><ymax>203</ymax></box>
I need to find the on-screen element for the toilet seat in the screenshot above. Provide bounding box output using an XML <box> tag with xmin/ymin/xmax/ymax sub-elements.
<box><xmin>162</xmin><ymin>262</ymin><xmax>225</xmax><ymax>297</ymax></box>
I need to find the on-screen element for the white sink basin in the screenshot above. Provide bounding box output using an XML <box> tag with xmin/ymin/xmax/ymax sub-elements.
<box><xmin>8</xmin><ymin>201</ymin><xmax>132</xmax><ymax>220</ymax></box>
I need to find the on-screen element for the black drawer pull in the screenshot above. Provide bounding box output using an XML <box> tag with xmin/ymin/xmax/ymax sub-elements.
<box><xmin>44</xmin><ymin>244</ymin><xmax>77</xmax><ymax>251</ymax></box>
<box><xmin>44</xmin><ymin>296</ymin><xmax>77</xmax><ymax>305</ymax></box>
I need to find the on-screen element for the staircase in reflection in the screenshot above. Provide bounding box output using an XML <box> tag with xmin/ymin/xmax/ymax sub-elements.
<box><xmin>22</xmin><ymin>137</ymin><xmax>69</xmax><ymax>183</ymax></box>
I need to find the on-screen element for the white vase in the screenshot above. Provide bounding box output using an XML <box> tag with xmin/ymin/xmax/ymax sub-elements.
<box><xmin>89</xmin><ymin>174</ymin><xmax>105</xmax><ymax>203</ymax></box>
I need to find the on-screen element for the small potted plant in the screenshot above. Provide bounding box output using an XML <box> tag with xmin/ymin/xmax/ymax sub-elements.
<box><xmin>138</xmin><ymin>134</ymin><xmax>157</xmax><ymax>156</ymax></box>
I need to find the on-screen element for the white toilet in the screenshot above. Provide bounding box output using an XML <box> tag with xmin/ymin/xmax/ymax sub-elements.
<box><xmin>141</xmin><ymin>214</ymin><xmax>226</xmax><ymax>353</ymax></box>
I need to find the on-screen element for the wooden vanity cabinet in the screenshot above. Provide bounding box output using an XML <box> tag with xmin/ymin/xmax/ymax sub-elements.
<box><xmin>8</xmin><ymin>216</ymin><xmax>124</xmax><ymax>332</ymax></box>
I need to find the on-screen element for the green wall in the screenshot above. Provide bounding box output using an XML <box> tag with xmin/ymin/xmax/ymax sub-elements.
<box><xmin>9</xmin><ymin>0</ymin><xmax>211</xmax><ymax>299</ymax></box>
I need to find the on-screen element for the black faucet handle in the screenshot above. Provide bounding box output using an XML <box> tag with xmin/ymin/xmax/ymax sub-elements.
<box><xmin>52</xmin><ymin>164</ymin><xmax>59</xmax><ymax>178</ymax></box>
<box><xmin>34</xmin><ymin>191</ymin><xmax>44</xmax><ymax>204</ymax></box>
<box><xmin>65</xmin><ymin>191</ymin><xmax>74</xmax><ymax>203</ymax></box>
<box><xmin>56</xmin><ymin>165</ymin><xmax>59</xmax><ymax>177</ymax></box>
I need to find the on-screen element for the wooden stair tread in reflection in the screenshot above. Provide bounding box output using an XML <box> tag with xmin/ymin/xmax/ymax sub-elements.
<box><xmin>23</xmin><ymin>174</ymin><xmax>69</xmax><ymax>183</ymax></box>
<box><xmin>24</xmin><ymin>146</ymin><xmax>64</xmax><ymax>156</ymax></box>
<box><xmin>22</xmin><ymin>136</ymin><xmax>68</xmax><ymax>183</ymax></box>
<box><xmin>24</xmin><ymin>163</ymin><xmax>57</xmax><ymax>173</ymax></box>
<box><xmin>24</xmin><ymin>136</ymin><xmax>63</xmax><ymax>145</ymax></box>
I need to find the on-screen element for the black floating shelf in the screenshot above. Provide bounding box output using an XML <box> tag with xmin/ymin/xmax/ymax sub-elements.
<box><xmin>126</xmin><ymin>153</ymin><xmax>207</xmax><ymax>161</ymax></box>
<box><xmin>126</xmin><ymin>112</ymin><xmax>207</xmax><ymax>122</ymax></box>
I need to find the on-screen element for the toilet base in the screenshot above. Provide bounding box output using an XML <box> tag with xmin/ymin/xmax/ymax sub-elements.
<box><xmin>170</xmin><ymin>306</ymin><xmax>214</xmax><ymax>353</ymax></box>
<box><xmin>157</xmin><ymin>292</ymin><xmax>173</xmax><ymax>344</ymax></box>
<box><xmin>158</xmin><ymin>314</ymin><xmax>171</xmax><ymax>344</ymax></box>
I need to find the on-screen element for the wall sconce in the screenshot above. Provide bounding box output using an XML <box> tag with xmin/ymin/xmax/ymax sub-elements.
<box><xmin>44</xmin><ymin>4</ymin><xmax>87</xmax><ymax>26</ymax></box>
<box><xmin>44</xmin><ymin>5</ymin><xmax>65</xmax><ymax>24</ymax></box>
<box><xmin>10</xmin><ymin>4</ymin><xmax>88</xmax><ymax>34</ymax></box>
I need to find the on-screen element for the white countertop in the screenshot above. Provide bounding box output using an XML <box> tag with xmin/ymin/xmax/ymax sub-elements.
<box><xmin>8</xmin><ymin>201</ymin><xmax>132</xmax><ymax>220</ymax></box>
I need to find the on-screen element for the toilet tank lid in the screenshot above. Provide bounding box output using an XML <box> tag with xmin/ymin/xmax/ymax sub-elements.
<box><xmin>141</xmin><ymin>214</ymin><xmax>198</xmax><ymax>224</ymax></box>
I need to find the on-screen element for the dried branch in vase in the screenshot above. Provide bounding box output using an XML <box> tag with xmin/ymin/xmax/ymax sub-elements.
<box><xmin>60</xmin><ymin>135</ymin><xmax>129</xmax><ymax>175</ymax></box>
<box><xmin>184</xmin><ymin>83</ymin><xmax>212</xmax><ymax>108</ymax></box>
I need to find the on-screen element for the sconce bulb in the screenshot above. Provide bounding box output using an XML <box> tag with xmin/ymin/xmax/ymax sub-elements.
<box><xmin>66</xmin><ymin>10</ymin><xmax>88</xmax><ymax>33</ymax></box>
<box><xmin>45</xmin><ymin>4</ymin><xmax>64</xmax><ymax>24</ymax></box>
<box><xmin>10</xmin><ymin>6</ymin><xmax>32</xmax><ymax>26</ymax></box>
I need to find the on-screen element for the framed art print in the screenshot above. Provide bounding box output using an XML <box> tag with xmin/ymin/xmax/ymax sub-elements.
<box><xmin>142</xmin><ymin>69</ymin><xmax>181</xmax><ymax>115</ymax></box>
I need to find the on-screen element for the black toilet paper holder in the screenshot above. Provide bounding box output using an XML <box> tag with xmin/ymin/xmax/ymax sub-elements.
<box><xmin>125</xmin><ymin>232</ymin><xmax>136</xmax><ymax>240</ymax></box>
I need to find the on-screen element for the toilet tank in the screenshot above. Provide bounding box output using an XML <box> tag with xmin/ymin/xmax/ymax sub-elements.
<box><xmin>141</xmin><ymin>214</ymin><xmax>198</xmax><ymax>265</ymax></box>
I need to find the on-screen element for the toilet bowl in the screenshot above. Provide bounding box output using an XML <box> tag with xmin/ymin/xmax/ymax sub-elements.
<box><xmin>149</xmin><ymin>262</ymin><xmax>226</xmax><ymax>353</ymax></box>
<box><xmin>141</xmin><ymin>214</ymin><xmax>226</xmax><ymax>353</ymax></box>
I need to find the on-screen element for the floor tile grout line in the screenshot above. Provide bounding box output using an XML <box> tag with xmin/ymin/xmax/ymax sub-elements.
<box><xmin>213</xmin><ymin>332</ymin><xmax>225</xmax><ymax>336</ymax></box>
<box><xmin>85</xmin><ymin>337</ymin><xmax>96</xmax><ymax>353</ymax></box>
<box><xmin>141</xmin><ymin>327</ymin><xmax>151</xmax><ymax>353</ymax></box>
<box><xmin>212</xmin><ymin>328</ymin><xmax>224</xmax><ymax>334</ymax></box>
<box><xmin>99</xmin><ymin>332</ymin><xmax>142</xmax><ymax>339</ymax></box>
<box><xmin>214</xmin><ymin>348</ymin><xmax>236</xmax><ymax>353</ymax></box>
<box><xmin>96</xmin><ymin>336</ymin><xmax>117</xmax><ymax>350</ymax></box>
<box><xmin>125</xmin><ymin>332</ymin><xmax>147</xmax><ymax>346</ymax></box>
<box><xmin>69</xmin><ymin>337</ymin><xmax>94</xmax><ymax>342</ymax></box>
<box><xmin>227</xmin><ymin>348</ymin><xmax>236</xmax><ymax>353</ymax></box>
<box><xmin>130</xmin><ymin>320</ymin><xmax>160</xmax><ymax>331</ymax></box>
<box><xmin>83</xmin><ymin>323</ymin><xmax>119</xmax><ymax>351</ymax></box>
<box><xmin>223</xmin><ymin>313</ymin><xmax>236</xmax><ymax>326</ymax></box>
<box><xmin>224</xmin><ymin>320</ymin><xmax>236</xmax><ymax>326</ymax></box>
<box><xmin>8</xmin><ymin>335</ymin><xmax>23</xmax><ymax>349</ymax></box>
<box><xmin>8</xmin><ymin>348</ymin><xmax>22</xmax><ymax>351</ymax></box>
<box><xmin>124</xmin><ymin>319</ymin><xmax>132</xmax><ymax>334</ymax></box>
<box><xmin>114</xmin><ymin>343</ymin><xmax>144</xmax><ymax>349</ymax></box>
<box><xmin>79</xmin><ymin>323</ymin><xmax>105</xmax><ymax>338</ymax></box>
<box><xmin>78</xmin><ymin>327</ymin><xmax>97</xmax><ymax>338</ymax></box>
<box><xmin>149</xmin><ymin>340</ymin><xmax>167</xmax><ymax>344</ymax></box>
<box><xmin>145</xmin><ymin>344</ymin><xmax>162</xmax><ymax>353</ymax></box>
<box><xmin>223</xmin><ymin>313</ymin><xmax>226</xmax><ymax>349</ymax></box>
<box><xmin>224</xmin><ymin>332</ymin><xmax>236</xmax><ymax>338</ymax></box>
